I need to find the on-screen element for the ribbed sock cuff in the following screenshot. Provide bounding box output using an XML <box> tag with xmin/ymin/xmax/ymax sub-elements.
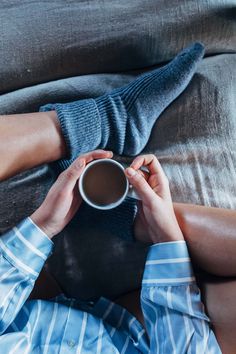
<box><xmin>95</xmin><ymin>95</ymin><xmax>127</xmax><ymax>155</ymax></box>
<box><xmin>40</xmin><ymin>99</ymin><xmax>102</xmax><ymax>173</ymax></box>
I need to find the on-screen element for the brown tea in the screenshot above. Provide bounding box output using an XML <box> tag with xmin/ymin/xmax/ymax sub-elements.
<box><xmin>82</xmin><ymin>161</ymin><xmax>127</xmax><ymax>207</ymax></box>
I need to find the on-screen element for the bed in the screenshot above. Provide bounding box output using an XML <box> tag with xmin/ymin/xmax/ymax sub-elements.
<box><xmin>0</xmin><ymin>1</ymin><xmax>235</xmax><ymax>351</ymax></box>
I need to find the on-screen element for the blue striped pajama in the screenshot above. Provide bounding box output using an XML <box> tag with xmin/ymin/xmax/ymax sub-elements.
<box><xmin>0</xmin><ymin>218</ymin><xmax>221</xmax><ymax>353</ymax></box>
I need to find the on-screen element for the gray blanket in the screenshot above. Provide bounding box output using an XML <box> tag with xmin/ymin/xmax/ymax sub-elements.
<box><xmin>0</xmin><ymin>1</ymin><xmax>235</xmax><ymax>300</ymax></box>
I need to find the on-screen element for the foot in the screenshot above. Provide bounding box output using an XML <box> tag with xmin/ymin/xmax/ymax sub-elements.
<box><xmin>96</xmin><ymin>42</ymin><xmax>205</xmax><ymax>155</ymax></box>
<box><xmin>40</xmin><ymin>42</ymin><xmax>204</xmax><ymax>172</ymax></box>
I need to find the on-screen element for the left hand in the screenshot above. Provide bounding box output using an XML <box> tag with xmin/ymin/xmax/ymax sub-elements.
<box><xmin>31</xmin><ymin>149</ymin><xmax>113</xmax><ymax>238</ymax></box>
<box><xmin>125</xmin><ymin>154</ymin><xmax>183</xmax><ymax>244</ymax></box>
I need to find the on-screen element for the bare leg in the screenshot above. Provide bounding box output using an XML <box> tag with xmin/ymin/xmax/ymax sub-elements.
<box><xmin>173</xmin><ymin>203</ymin><xmax>236</xmax><ymax>276</ymax></box>
<box><xmin>134</xmin><ymin>202</ymin><xmax>236</xmax><ymax>277</ymax></box>
<box><xmin>0</xmin><ymin>111</ymin><xmax>66</xmax><ymax>181</ymax></box>
<box><xmin>132</xmin><ymin>203</ymin><xmax>236</xmax><ymax>353</ymax></box>
<box><xmin>116</xmin><ymin>279</ymin><xmax>236</xmax><ymax>354</ymax></box>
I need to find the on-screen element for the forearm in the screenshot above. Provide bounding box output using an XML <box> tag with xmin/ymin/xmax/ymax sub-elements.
<box><xmin>173</xmin><ymin>203</ymin><xmax>236</xmax><ymax>276</ymax></box>
<box><xmin>0</xmin><ymin>111</ymin><xmax>66</xmax><ymax>181</ymax></box>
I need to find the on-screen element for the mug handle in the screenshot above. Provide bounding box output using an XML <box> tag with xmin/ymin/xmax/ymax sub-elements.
<box><xmin>122</xmin><ymin>163</ymin><xmax>149</xmax><ymax>201</ymax></box>
<box><xmin>127</xmin><ymin>185</ymin><xmax>141</xmax><ymax>200</ymax></box>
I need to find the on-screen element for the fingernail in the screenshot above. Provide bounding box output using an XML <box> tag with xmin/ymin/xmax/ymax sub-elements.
<box><xmin>126</xmin><ymin>168</ymin><xmax>136</xmax><ymax>177</ymax></box>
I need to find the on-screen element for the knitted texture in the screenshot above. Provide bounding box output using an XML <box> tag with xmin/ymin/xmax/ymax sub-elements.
<box><xmin>40</xmin><ymin>42</ymin><xmax>204</xmax><ymax>171</ymax></box>
<box><xmin>39</xmin><ymin>42</ymin><xmax>204</xmax><ymax>241</ymax></box>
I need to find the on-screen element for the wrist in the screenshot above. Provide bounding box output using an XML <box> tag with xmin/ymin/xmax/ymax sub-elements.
<box><xmin>30</xmin><ymin>210</ymin><xmax>56</xmax><ymax>239</ymax></box>
<box><xmin>148</xmin><ymin>221</ymin><xmax>184</xmax><ymax>244</ymax></box>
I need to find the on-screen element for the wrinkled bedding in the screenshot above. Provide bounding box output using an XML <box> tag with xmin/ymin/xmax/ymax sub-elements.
<box><xmin>0</xmin><ymin>0</ymin><xmax>235</xmax><ymax>300</ymax></box>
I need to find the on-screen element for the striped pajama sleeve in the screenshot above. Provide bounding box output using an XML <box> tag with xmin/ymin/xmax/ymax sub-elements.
<box><xmin>0</xmin><ymin>217</ymin><xmax>53</xmax><ymax>334</ymax></box>
<box><xmin>141</xmin><ymin>240</ymin><xmax>222</xmax><ymax>353</ymax></box>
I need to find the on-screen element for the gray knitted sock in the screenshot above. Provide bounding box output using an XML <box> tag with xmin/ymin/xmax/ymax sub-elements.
<box><xmin>40</xmin><ymin>42</ymin><xmax>204</xmax><ymax>172</ymax></box>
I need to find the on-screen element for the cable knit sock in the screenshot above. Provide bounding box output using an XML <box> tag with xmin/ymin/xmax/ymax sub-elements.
<box><xmin>40</xmin><ymin>42</ymin><xmax>204</xmax><ymax>172</ymax></box>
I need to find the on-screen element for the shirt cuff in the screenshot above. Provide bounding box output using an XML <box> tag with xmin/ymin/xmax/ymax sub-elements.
<box><xmin>142</xmin><ymin>241</ymin><xmax>195</xmax><ymax>287</ymax></box>
<box><xmin>0</xmin><ymin>217</ymin><xmax>53</xmax><ymax>279</ymax></box>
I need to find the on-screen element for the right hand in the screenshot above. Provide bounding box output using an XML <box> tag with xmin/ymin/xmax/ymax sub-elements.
<box><xmin>31</xmin><ymin>149</ymin><xmax>113</xmax><ymax>238</ymax></box>
<box><xmin>125</xmin><ymin>154</ymin><xmax>184</xmax><ymax>244</ymax></box>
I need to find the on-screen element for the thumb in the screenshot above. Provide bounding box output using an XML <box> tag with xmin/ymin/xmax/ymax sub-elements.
<box><xmin>57</xmin><ymin>158</ymin><xmax>85</xmax><ymax>192</ymax></box>
<box><xmin>125</xmin><ymin>167</ymin><xmax>157</xmax><ymax>206</ymax></box>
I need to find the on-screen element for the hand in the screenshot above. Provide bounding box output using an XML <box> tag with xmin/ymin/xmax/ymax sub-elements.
<box><xmin>31</xmin><ymin>149</ymin><xmax>113</xmax><ymax>238</ymax></box>
<box><xmin>125</xmin><ymin>154</ymin><xmax>184</xmax><ymax>244</ymax></box>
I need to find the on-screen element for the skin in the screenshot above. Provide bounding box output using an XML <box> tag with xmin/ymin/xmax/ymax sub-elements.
<box><xmin>1</xmin><ymin>112</ymin><xmax>236</xmax><ymax>352</ymax></box>
<box><xmin>30</xmin><ymin>151</ymin><xmax>185</xmax><ymax>330</ymax></box>
<box><xmin>0</xmin><ymin>111</ymin><xmax>65</xmax><ymax>181</ymax></box>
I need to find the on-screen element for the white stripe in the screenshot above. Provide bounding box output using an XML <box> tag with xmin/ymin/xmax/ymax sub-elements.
<box><xmin>165</xmin><ymin>288</ymin><xmax>176</xmax><ymax>353</ymax></box>
<box><xmin>110</xmin><ymin>326</ymin><xmax>116</xmax><ymax>337</ymax></box>
<box><xmin>60</xmin><ymin>299</ymin><xmax>73</xmax><ymax>345</ymax></box>
<box><xmin>141</xmin><ymin>288</ymin><xmax>159</xmax><ymax>352</ymax></box>
<box><xmin>152</xmin><ymin>240</ymin><xmax>185</xmax><ymax>247</ymax></box>
<box><xmin>183</xmin><ymin>315</ymin><xmax>192</xmax><ymax>354</ymax></box>
<box><xmin>117</xmin><ymin>308</ymin><xmax>126</xmax><ymax>328</ymax></box>
<box><xmin>28</xmin><ymin>217</ymin><xmax>52</xmax><ymax>241</ymax></box>
<box><xmin>96</xmin><ymin>319</ymin><xmax>104</xmax><ymax>354</ymax></box>
<box><xmin>14</xmin><ymin>227</ymin><xmax>47</xmax><ymax>260</ymax></box>
<box><xmin>201</xmin><ymin>319</ymin><xmax>209</xmax><ymax>351</ymax></box>
<box><xmin>102</xmin><ymin>302</ymin><xmax>114</xmax><ymax>320</ymax></box>
<box><xmin>165</xmin><ymin>307</ymin><xmax>177</xmax><ymax>354</ymax></box>
<box><xmin>43</xmin><ymin>302</ymin><xmax>58</xmax><ymax>354</ymax></box>
<box><xmin>1</xmin><ymin>279</ymin><xmax>24</xmax><ymax>310</ymax></box>
<box><xmin>143</xmin><ymin>277</ymin><xmax>195</xmax><ymax>284</ymax></box>
<box><xmin>110</xmin><ymin>309</ymin><xmax>126</xmax><ymax>337</ymax></box>
<box><xmin>146</xmin><ymin>257</ymin><xmax>190</xmax><ymax>265</ymax></box>
<box><xmin>11</xmin><ymin>286</ymin><xmax>31</xmax><ymax>324</ymax></box>
<box><xmin>11</xmin><ymin>321</ymin><xmax>19</xmax><ymax>331</ymax></box>
<box><xmin>121</xmin><ymin>336</ymin><xmax>129</xmax><ymax>354</ymax></box>
<box><xmin>128</xmin><ymin>317</ymin><xmax>136</xmax><ymax>329</ymax></box>
<box><xmin>186</xmin><ymin>285</ymin><xmax>195</xmax><ymax>353</ymax></box>
<box><xmin>137</xmin><ymin>328</ymin><xmax>145</xmax><ymax>341</ymax></box>
<box><xmin>167</xmin><ymin>286</ymin><xmax>172</xmax><ymax>308</ymax></box>
<box><xmin>22</xmin><ymin>306</ymin><xmax>32</xmax><ymax>337</ymax></box>
<box><xmin>150</xmin><ymin>287</ymin><xmax>159</xmax><ymax>354</ymax></box>
<box><xmin>0</xmin><ymin>238</ymin><xmax>37</xmax><ymax>277</ymax></box>
<box><xmin>0</xmin><ymin>267</ymin><xmax>15</xmax><ymax>281</ymax></box>
<box><xmin>76</xmin><ymin>312</ymin><xmax>88</xmax><ymax>353</ymax></box>
<box><xmin>31</xmin><ymin>300</ymin><xmax>42</xmax><ymax>340</ymax></box>
<box><xmin>186</xmin><ymin>285</ymin><xmax>194</xmax><ymax>316</ymax></box>
<box><xmin>9</xmin><ymin>336</ymin><xmax>28</xmax><ymax>354</ymax></box>
<box><xmin>24</xmin><ymin>343</ymin><xmax>31</xmax><ymax>354</ymax></box>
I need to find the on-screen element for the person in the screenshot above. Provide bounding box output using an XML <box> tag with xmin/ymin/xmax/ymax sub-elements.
<box><xmin>0</xmin><ymin>41</ymin><xmax>233</xmax><ymax>352</ymax></box>
<box><xmin>0</xmin><ymin>148</ymin><xmax>222</xmax><ymax>353</ymax></box>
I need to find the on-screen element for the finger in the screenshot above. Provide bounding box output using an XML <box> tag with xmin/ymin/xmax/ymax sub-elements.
<box><xmin>58</xmin><ymin>158</ymin><xmax>86</xmax><ymax>191</ymax></box>
<box><xmin>130</xmin><ymin>154</ymin><xmax>167</xmax><ymax>184</ymax></box>
<box><xmin>125</xmin><ymin>167</ymin><xmax>158</xmax><ymax>206</ymax></box>
<box><xmin>58</xmin><ymin>150</ymin><xmax>113</xmax><ymax>189</ymax></box>
<box><xmin>82</xmin><ymin>149</ymin><xmax>113</xmax><ymax>164</ymax></box>
<box><xmin>136</xmin><ymin>169</ymin><xmax>149</xmax><ymax>181</ymax></box>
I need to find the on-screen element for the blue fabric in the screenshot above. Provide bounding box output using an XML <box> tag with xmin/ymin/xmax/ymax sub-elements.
<box><xmin>40</xmin><ymin>43</ymin><xmax>204</xmax><ymax>173</ymax></box>
<box><xmin>0</xmin><ymin>218</ymin><xmax>221</xmax><ymax>353</ymax></box>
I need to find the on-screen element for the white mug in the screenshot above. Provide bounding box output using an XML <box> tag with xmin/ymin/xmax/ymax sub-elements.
<box><xmin>79</xmin><ymin>158</ymin><xmax>141</xmax><ymax>210</ymax></box>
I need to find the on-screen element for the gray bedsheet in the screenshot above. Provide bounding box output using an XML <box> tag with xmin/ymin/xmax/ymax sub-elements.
<box><xmin>0</xmin><ymin>1</ymin><xmax>236</xmax><ymax>300</ymax></box>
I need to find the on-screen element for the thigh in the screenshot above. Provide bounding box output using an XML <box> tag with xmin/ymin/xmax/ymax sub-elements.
<box><xmin>117</xmin><ymin>278</ymin><xmax>236</xmax><ymax>354</ymax></box>
<box><xmin>200</xmin><ymin>275</ymin><xmax>236</xmax><ymax>354</ymax></box>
